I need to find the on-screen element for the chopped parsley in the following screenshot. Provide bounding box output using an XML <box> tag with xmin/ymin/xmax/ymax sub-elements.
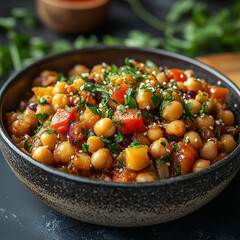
<box><xmin>38</xmin><ymin>97</ymin><xmax>47</xmax><ymax>105</ymax></box>
<box><xmin>136</xmin><ymin>110</ymin><xmax>141</xmax><ymax>118</ymax></box>
<box><xmin>112</xmin><ymin>119</ymin><xmax>125</xmax><ymax>127</ymax></box>
<box><xmin>156</xmin><ymin>159</ymin><xmax>164</xmax><ymax>165</ymax></box>
<box><xmin>173</xmin><ymin>142</ymin><xmax>178</xmax><ymax>151</ymax></box>
<box><xmin>129</xmin><ymin>142</ymin><xmax>142</xmax><ymax>148</ymax></box>
<box><xmin>151</xmin><ymin>94</ymin><xmax>162</xmax><ymax>106</ymax></box>
<box><xmin>65</xmin><ymin>105</ymin><xmax>71</xmax><ymax>113</ymax></box>
<box><xmin>199</xmin><ymin>102</ymin><xmax>208</xmax><ymax>116</ymax></box>
<box><xmin>143</xmin><ymin>112</ymin><xmax>154</xmax><ymax>119</ymax></box>
<box><xmin>114</xmin><ymin>129</ymin><xmax>124</xmax><ymax>143</ymax></box>
<box><xmin>36</xmin><ymin>112</ymin><xmax>49</xmax><ymax>122</ymax></box>
<box><xmin>99</xmin><ymin>137</ymin><xmax>112</xmax><ymax>144</ymax></box>
<box><xmin>105</xmin><ymin>108</ymin><xmax>114</xmax><ymax>118</ymax></box>
<box><xmin>24</xmin><ymin>141</ymin><xmax>33</xmax><ymax>153</ymax></box>
<box><xmin>117</xmin><ymin>104</ymin><xmax>127</xmax><ymax>115</ymax></box>
<box><xmin>182</xmin><ymin>101</ymin><xmax>195</xmax><ymax>122</ymax></box>
<box><xmin>108</xmin><ymin>143</ymin><xmax>120</xmax><ymax>154</ymax></box>
<box><xmin>34</xmin><ymin>125</ymin><xmax>43</xmax><ymax>134</ymax></box>
<box><xmin>160</xmin><ymin>141</ymin><xmax>166</xmax><ymax>147</ymax></box>
<box><xmin>174</xmin><ymin>166</ymin><xmax>181</xmax><ymax>176</ymax></box>
<box><xmin>82</xmin><ymin>144</ymin><xmax>89</xmax><ymax>153</ymax></box>
<box><xmin>42</xmin><ymin>129</ymin><xmax>56</xmax><ymax>135</ymax></box>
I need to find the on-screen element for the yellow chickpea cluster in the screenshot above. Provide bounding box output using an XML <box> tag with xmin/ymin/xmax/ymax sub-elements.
<box><xmin>6</xmin><ymin>59</ymin><xmax>238</xmax><ymax>183</ymax></box>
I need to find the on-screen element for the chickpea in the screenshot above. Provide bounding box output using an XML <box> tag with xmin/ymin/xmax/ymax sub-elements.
<box><xmin>136</xmin><ymin>89</ymin><xmax>156</xmax><ymax>109</ymax></box>
<box><xmin>94</xmin><ymin>118</ymin><xmax>116</xmax><ymax>137</ymax></box>
<box><xmin>186</xmin><ymin>99</ymin><xmax>202</xmax><ymax>114</ymax></box>
<box><xmin>23</xmin><ymin>108</ymin><xmax>38</xmax><ymax>128</ymax></box>
<box><xmin>32</xmin><ymin>146</ymin><xmax>54</xmax><ymax>166</ymax></box>
<box><xmin>53</xmin><ymin>82</ymin><xmax>68</xmax><ymax>95</ymax></box>
<box><xmin>69</xmin><ymin>64</ymin><xmax>90</xmax><ymax>77</ymax></box>
<box><xmin>217</xmin><ymin>110</ymin><xmax>235</xmax><ymax>126</ymax></box>
<box><xmin>199</xmin><ymin>141</ymin><xmax>218</xmax><ymax>160</ymax></box>
<box><xmin>54</xmin><ymin>141</ymin><xmax>75</xmax><ymax>163</ymax></box>
<box><xmin>176</xmin><ymin>82</ymin><xmax>186</xmax><ymax>92</ymax></box>
<box><xmin>165</xmin><ymin>120</ymin><xmax>186</xmax><ymax>137</ymax></box>
<box><xmin>184</xmin><ymin>77</ymin><xmax>202</xmax><ymax>92</ymax></box>
<box><xmin>200</xmin><ymin>79</ymin><xmax>207</xmax><ymax>88</ymax></box>
<box><xmin>91</xmin><ymin>148</ymin><xmax>112</xmax><ymax>171</ymax></box>
<box><xmin>155</xmin><ymin>72</ymin><xmax>168</xmax><ymax>85</ymax></box>
<box><xmin>136</xmin><ymin>172</ymin><xmax>156</xmax><ymax>182</ymax></box>
<box><xmin>162</xmin><ymin>101</ymin><xmax>183</xmax><ymax>121</ymax></box>
<box><xmin>147</xmin><ymin>125</ymin><xmax>163</xmax><ymax>141</ymax></box>
<box><xmin>52</xmin><ymin>94</ymin><xmax>70</xmax><ymax>111</ymax></box>
<box><xmin>150</xmin><ymin>138</ymin><xmax>172</xmax><ymax>158</ymax></box>
<box><xmin>11</xmin><ymin>120</ymin><xmax>31</xmax><ymax>136</ymax></box>
<box><xmin>73</xmin><ymin>153</ymin><xmax>91</xmax><ymax>171</ymax></box>
<box><xmin>163</xmin><ymin>90</ymin><xmax>182</xmax><ymax>103</ymax></box>
<box><xmin>41</xmin><ymin>95</ymin><xmax>52</xmax><ymax>104</ymax></box>
<box><xmin>220</xmin><ymin>134</ymin><xmax>237</xmax><ymax>153</ymax></box>
<box><xmin>196</xmin><ymin>115</ymin><xmax>215</xmax><ymax>129</ymax></box>
<box><xmin>184</xmin><ymin>131</ymin><xmax>203</xmax><ymax>149</ymax></box>
<box><xmin>40</xmin><ymin>131</ymin><xmax>57</xmax><ymax>151</ymax></box>
<box><xmin>72</xmin><ymin>77</ymin><xmax>85</xmax><ymax>91</ymax></box>
<box><xmin>184</xmin><ymin>69</ymin><xmax>194</xmax><ymax>78</ymax></box>
<box><xmin>192</xmin><ymin>159</ymin><xmax>210</xmax><ymax>172</ymax></box>
<box><xmin>87</xmin><ymin>136</ymin><xmax>105</xmax><ymax>153</ymax></box>
<box><xmin>36</xmin><ymin>104</ymin><xmax>54</xmax><ymax>116</ymax></box>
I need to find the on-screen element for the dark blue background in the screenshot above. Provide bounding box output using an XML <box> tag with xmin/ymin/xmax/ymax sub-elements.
<box><xmin>0</xmin><ymin>1</ymin><xmax>239</xmax><ymax>239</ymax></box>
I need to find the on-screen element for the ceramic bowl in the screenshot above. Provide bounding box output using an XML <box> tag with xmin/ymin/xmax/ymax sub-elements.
<box><xmin>0</xmin><ymin>47</ymin><xmax>240</xmax><ymax>227</ymax></box>
<box><xmin>35</xmin><ymin>0</ymin><xmax>111</xmax><ymax>34</ymax></box>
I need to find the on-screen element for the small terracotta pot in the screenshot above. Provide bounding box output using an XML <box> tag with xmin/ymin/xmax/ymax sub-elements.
<box><xmin>35</xmin><ymin>0</ymin><xmax>111</xmax><ymax>34</ymax></box>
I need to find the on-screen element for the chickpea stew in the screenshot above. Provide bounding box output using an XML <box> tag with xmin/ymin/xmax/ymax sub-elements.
<box><xmin>6</xmin><ymin>59</ymin><xmax>238</xmax><ymax>182</ymax></box>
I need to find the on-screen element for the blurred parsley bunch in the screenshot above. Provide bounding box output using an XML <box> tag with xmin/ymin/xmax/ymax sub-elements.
<box><xmin>0</xmin><ymin>0</ymin><xmax>240</xmax><ymax>78</ymax></box>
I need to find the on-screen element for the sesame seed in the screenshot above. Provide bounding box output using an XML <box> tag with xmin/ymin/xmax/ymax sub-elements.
<box><xmin>217</xmin><ymin>81</ymin><xmax>221</xmax><ymax>85</ymax></box>
<box><xmin>146</xmin><ymin>106</ymin><xmax>150</xmax><ymax>110</ymax></box>
<box><xmin>166</xmin><ymin>149</ymin><xmax>170</xmax><ymax>152</ymax></box>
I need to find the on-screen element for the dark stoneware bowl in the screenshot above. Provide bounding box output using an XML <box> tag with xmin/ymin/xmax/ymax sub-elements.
<box><xmin>0</xmin><ymin>47</ymin><xmax>240</xmax><ymax>227</ymax></box>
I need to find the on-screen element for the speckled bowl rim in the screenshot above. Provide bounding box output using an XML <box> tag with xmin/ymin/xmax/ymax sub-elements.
<box><xmin>0</xmin><ymin>46</ymin><xmax>240</xmax><ymax>188</ymax></box>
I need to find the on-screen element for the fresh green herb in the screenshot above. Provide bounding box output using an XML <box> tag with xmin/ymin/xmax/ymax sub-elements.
<box><xmin>38</xmin><ymin>97</ymin><xmax>47</xmax><ymax>105</ymax></box>
<box><xmin>199</xmin><ymin>102</ymin><xmax>208</xmax><ymax>116</ymax></box>
<box><xmin>73</xmin><ymin>89</ymin><xmax>78</xmax><ymax>95</ymax></box>
<box><xmin>75</xmin><ymin>96</ymin><xmax>88</xmax><ymax>109</ymax></box>
<box><xmin>159</xmin><ymin>100</ymin><xmax>172</xmax><ymax>117</ymax></box>
<box><xmin>143</xmin><ymin>112</ymin><xmax>154</xmax><ymax>119</ymax></box>
<box><xmin>145</xmin><ymin>59</ymin><xmax>156</xmax><ymax>68</ymax></box>
<box><xmin>34</xmin><ymin>125</ymin><xmax>43</xmax><ymax>134</ymax></box>
<box><xmin>105</xmin><ymin>108</ymin><xmax>114</xmax><ymax>118</ymax></box>
<box><xmin>99</xmin><ymin>137</ymin><xmax>112</xmax><ymax>144</ymax></box>
<box><xmin>65</xmin><ymin>105</ymin><xmax>71</xmax><ymax>113</ymax></box>
<box><xmin>116</xmin><ymin>84</ymin><xmax>120</xmax><ymax>91</ymax></box>
<box><xmin>36</xmin><ymin>113</ymin><xmax>49</xmax><ymax>122</ymax></box>
<box><xmin>136</xmin><ymin>110</ymin><xmax>141</xmax><ymax>118</ymax></box>
<box><xmin>173</xmin><ymin>142</ymin><xmax>178</xmax><ymax>151</ymax></box>
<box><xmin>108</xmin><ymin>143</ymin><xmax>120</xmax><ymax>154</ymax></box>
<box><xmin>88</xmin><ymin>106</ymin><xmax>99</xmax><ymax>116</ymax></box>
<box><xmin>90</xmin><ymin>165</ymin><xmax>95</xmax><ymax>172</ymax></box>
<box><xmin>114</xmin><ymin>130</ymin><xmax>124</xmax><ymax>143</ymax></box>
<box><xmin>117</xmin><ymin>104</ymin><xmax>127</xmax><ymax>115</ymax></box>
<box><xmin>124</xmin><ymin>58</ymin><xmax>134</xmax><ymax>67</ymax></box>
<box><xmin>185</xmin><ymin>138</ymin><xmax>190</xmax><ymax>144</ymax></box>
<box><xmin>42</xmin><ymin>129</ymin><xmax>56</xmax><ymax>135</ymax></box>
<box><xmin>160</xmin><ymin>141</ymin><xmax>166</xmax><ymax>147</ymax></box>
<box><xmin>182</xmin><ymin>101</ymin><xmax>195</xmax><ymax>122</ymax></box>
<box><xmin>112</xmin><ymin>119</ymin><xmax>125</xmax><ymax>127</ymax></box>
<box><xmin>82</xmin><ymin>144</ymin><xmax>89</xmax><ymax>153</ymax></box>
<box><xmin>16</xmin><ymin>109</ymin><xmax>22</xmax><ymax>113</ymax></box>
<box><xmin>151</xmin><ymin>94</ymin><xmax>162</xmax><ymax>106</ymax></box>
<box><xmin>24</xmin><ymin>141</ymin><xmax>32</xmax><ymax>153</ymax></box>
<box><xmin>86</xmin><ymin>132</ymin><xmax>95</xmax><ymax>138</ymax></box>
<box><xmin>174</xmin><ymin>166</ymin><xmax>181</xmax><ymax>176</ymax></box>
<box><xmin>117</xmin><ymin>161</ymin><xmax>124</xmax><ymax>166</ymax></box>
<box><xmin>69</xmin><ymin>161</ymin><xmax>74</xmax><ymax>170</ymax></box>
<box><xmin>156</xmin><ymin>159</ymin><xmax>164</xmax><ymax>165</ymax></box>
<box><xmin>129</xmin><ymin>142</ymin><xmax>142</xmax><ymax>148</ymax></box>
<box><xmin>81</xmin><ymin>128</ymin><xmax>85</xmax><ymax>134</ymax></box>
<box><xmin>162</xmin><ymin>154</ymin><xmax>171</xmax><ymax>159</ymax></box>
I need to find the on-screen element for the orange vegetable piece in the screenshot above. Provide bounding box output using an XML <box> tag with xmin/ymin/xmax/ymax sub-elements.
<box><xmin>81</xmin><ymin>107</ymin><xmax>100</xmax><ymax>129</ymax></box>
<box><xmin>203</xmin><ymin>86</ymin><xmax>229</xmax><ymax>102</ymax></box>
<box><xmin>166</xmin><ymin>69</ymin><xmax>187</xmax><ymax>82</ymax></box>
<box><xmin>124</xmin><ymin>145</ymin><xmax>150</xmax><ymax>171</ymax></box>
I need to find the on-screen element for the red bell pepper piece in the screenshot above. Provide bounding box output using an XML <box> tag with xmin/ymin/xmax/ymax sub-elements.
<box><xmin>51</xmin><ymin>108</ymin><xmax>77</xmax><ymax>133</ymax></box>
<box><xmin>114</xmin><ymin>108</ymin><xmax>145</xmax><ymax>135</ymax></box>
<box><xmin>166</xmin><ymin>69</ymin><xmax>187</xmax><ymax>82</ymax></box>
<box><xmin>112</xmin><ymin>84</ymin><xmax>130</xmax><ymax>104</ymax></box>
<box><xmin>203</xmin><ymin>85</ymin><xmax>229</xmax><ymax>102</ymax></box>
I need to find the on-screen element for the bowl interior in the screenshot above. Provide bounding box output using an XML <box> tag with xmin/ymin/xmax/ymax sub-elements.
<box><xmin>1</xmin><ymin>46</ymin><xmax>240</xmax><ymax>184</ymax></box>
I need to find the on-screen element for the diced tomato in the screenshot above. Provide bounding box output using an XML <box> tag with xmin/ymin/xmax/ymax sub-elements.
<box><xmin>166</xmin><ymin>69</ymin><xmax>187</xmax><ymax>82</ymax></box>
<box><xmin>203</xmin><ymin>85</ymin><xmax>229</xmax><ymax>102</ymax></box>
<box><xmin>114</xmin><ymin>108</ymin><xmax>145</xmax><ymax>135</ymax></box>
<box><xmin>51</xmin><ymin>108</ymin><xmax>77</xmax><ymax>133</ymax></box>
<box><xmin>112</xmin><ymin>84</ymin><xmax>130</xmax><ymax>104</ymax></box>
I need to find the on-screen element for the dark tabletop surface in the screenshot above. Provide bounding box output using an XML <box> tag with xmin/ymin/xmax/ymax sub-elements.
<box><xmin>0</xmin><ymin>0</ymin><xmax>240</xmax><ymax>239</ymax></box>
